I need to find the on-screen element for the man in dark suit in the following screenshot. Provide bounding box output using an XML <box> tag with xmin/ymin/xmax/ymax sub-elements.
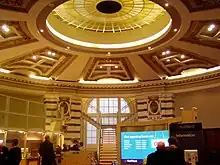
<box><xmin>167</xmin><ymin>136</ymin><xmax>186</xmax><ymax>165</ymax></box>
<box><xmin>0</xmin><ymin>142</ymin><xmax>8</xmax><ymax>165</ymax></box>
<box><xmin>147</xmin><ymin>141</ymin><xmax>167</xmax><ymax>165</ymax></box>
<box><xmin>39</xmin><ymin>135</ymin><xmax>55</xmax><ymax>165</ymax></box>
<box><xmin>8</xmin><ymin>139</ymin><xmax>22</xmax><ymax>165</ymax></box>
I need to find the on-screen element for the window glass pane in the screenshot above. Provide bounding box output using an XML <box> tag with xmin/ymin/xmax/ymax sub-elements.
<box><xmin>88</xmin><ymin>99</ymin><xmax>97</xmax><ymax>113</ymax></box>
<box><xmin>121</xmin><ymin>98</ymin><xmax>130</xmax><ymax>113</ymax></box>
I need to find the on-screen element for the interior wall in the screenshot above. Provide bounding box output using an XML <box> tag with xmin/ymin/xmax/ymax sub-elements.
<box><xmin>174</xmin><ymin>87</ymin><xmax>220</xmax><ymax>128</ymax></box>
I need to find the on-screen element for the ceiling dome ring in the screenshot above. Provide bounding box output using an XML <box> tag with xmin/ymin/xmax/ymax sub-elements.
<box><xmin>36</xmin><ymin>0</ymin><xmax>182</xmax><ymax>54</ymax></box>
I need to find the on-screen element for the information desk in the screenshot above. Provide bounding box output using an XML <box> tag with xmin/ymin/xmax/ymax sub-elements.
<box><xmin>62</xmin><ymin>151</ymin><xmax>91</xmax><ymax>165</ymax></box>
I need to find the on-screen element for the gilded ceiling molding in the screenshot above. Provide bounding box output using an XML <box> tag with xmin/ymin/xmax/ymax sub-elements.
<box><xmin>0</xmin><ymin>47</ymin><xmax>77</xmax><ymax>78</ymax></box>
<box><xmin>0</xmin><ymin>21</ymin><xmax>38</xmax><ymax>50</ymax></box>
<box><xmin>0</xmin><ymin>0</ymin><xmax>38</xmax><ymax>13</ymax></box>
<box><xmin>82</xmin><ymin>57</ymin><xmax>136</xmax><ymax>81</ymax></box>
<box><xmin>181</xmin><ymin>20</ymin><xmax>220</xmax><ymax>49</ymax></box>
<box><xmin>0</xmin><ymin>70</ymin><xmax>220</xmax><ymax>92</ymax></box>
<box><xmin>139</xmin><ymin>47</ymin><xmax>218</xmax><ymax>76</ymax></box>
<box><xmin>180</xmin><ymin>0</ymin><xmax>220</xmax><ymax>12</ymax></box>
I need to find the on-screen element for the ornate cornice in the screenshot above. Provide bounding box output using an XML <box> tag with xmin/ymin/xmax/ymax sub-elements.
<box><xmin>0</xmin><ymin>70</ymin><xmax>220</xmax><ymax>95</ymax></box>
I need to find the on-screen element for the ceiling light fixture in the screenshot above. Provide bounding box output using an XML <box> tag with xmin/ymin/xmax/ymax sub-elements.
<box><xmin>40</xmin><ymin>29</ymin><xmax>44</xmax><ymax>33</ymax></box>
<box><xmin>32</xmin><ymin>56</ymin><xmax>37</xmax><ymax>60</ymax></box>
<box><xmin>165</xmin><ymin>3</ymin><xmax>169</xmax><ymax>7</ymax></box>
<box><xmin>52</xmin><ymin>52</ymin><xmax>56</xmax><ymax>56</ymax></box>
<box><xmin>208</xmin><ymin>24</ymin><xmax>216</xmax><ymax>31</ymax></box>
<box><xmin>1</xmin><ymin>24</ymin><xmax>9</xmax><ymax>32</ymax></box>
<box><xmin>100</xmin><ymin>66</ymin><xmax>103</xmax><ymax>68</ymax></box>
<box><xmin>166</xmin><ymin>59</ymin><xmax>170</xmax><ymax>62</ymax></box>
<box><xmin>181</xmin><ymin>55</ymin><xmax>185</xmax><ymax>59</ymax></box>
<box><xmin>47</xmin><ymin>51</ymin><xmax>52</xmax><ymax>55</ymax></box>
<box><xmin>67</xmin><ymin>46</ymin><xmax>70</xmax><ymax>49</ymax></box>
<box><xmin>115</xmin><ymin>66</ymin><xmax>118</xmax><ymax>69</ymax></box>
<box><xmin>148</xmin><ymin>46</ymin><xmax>152</xmax><ymax>50</ymax></box>
<box><xmin>166</xmin><ymin>50</ymin><xmax>171</xmax><ymax>54</ymax></box>
<box><xmin>0</xmin><ymin>68</ymin><xmax>10</xmax><ymax>73</ymax></box>
<box><xmin>173</xmin><ymin>28</ymin><xmax>178</xmax><ymax>32</ymax></box>
<box><xmin>162</xmin><ymin>52</ymin><xmax>166</xmax><ymax>55</ymax></box>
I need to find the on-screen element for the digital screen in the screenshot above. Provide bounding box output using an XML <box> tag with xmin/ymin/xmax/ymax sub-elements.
<box><xmin>121</xmin><ymin>130</ymin><xmax>169</xmax><ymax>164</ymax></box>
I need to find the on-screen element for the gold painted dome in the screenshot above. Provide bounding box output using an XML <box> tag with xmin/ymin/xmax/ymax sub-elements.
<box><xmin>52</xmin><ymin>0</ymin><xmax>166</xmax><ymax>33</ymax></box>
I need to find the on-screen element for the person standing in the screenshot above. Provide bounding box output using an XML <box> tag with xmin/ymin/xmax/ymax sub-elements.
<box><xmin>39</xmin><ymin>135</ymin><xmax>55</xmax><ymax>165</ymax></box>
<box><xmin>8</xmin><ymin>139</ymin><xmax>22</xmax><ymax>165</ymax></box>
<box><xmin>0</xmin><ymin>142</ymin><xmax>8</xmax><ymax>165</ymax></box>
<box><xmin>167</xmin><ymin>136</ymin><xmax>186</xmax><ymax>165</ymax></box>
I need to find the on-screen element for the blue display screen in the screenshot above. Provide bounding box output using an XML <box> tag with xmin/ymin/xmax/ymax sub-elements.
<box><xmin>121</xmin><ymin>130</ymin><xmax>169</xmax><ymax>164</ymax></box>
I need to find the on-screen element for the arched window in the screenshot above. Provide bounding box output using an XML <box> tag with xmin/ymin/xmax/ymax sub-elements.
<box><xmin>86</xmin><ymin>98</ymin><xmax>131</xmax><ymax>144</ymax></box>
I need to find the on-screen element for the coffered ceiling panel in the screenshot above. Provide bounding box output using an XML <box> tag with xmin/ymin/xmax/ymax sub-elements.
<box><xmin>140</xmin><ymin>47</ymin><xmax>218</xmax><ymax>76</ymax></box>
<box><xmin>0</xmin><ymin>0</ymin><xmax>38</xmax><ymax>13</ymax></box>
<box><xmin>0</xmin><ymin>21</ymin><xmax>37</xmax><ymax>50</ymax></box>
<box><xmin>82</xmin><ymin>57</ymin><xmax>136</xmax><ymax>81</ymax></box>
<box><xmin>180</xmin><ymin>0</ymin><xmax>220</xmax><ymax>12</ymax></box>
<box><xmin>0</xmin><ymin>47</ymin><xmax>77</xmax><ymax>78</ymax></box>
<box><xmin>181</xmin><ymin>20</ymin><xmax>220</xmax><ymax>49</ymax></box>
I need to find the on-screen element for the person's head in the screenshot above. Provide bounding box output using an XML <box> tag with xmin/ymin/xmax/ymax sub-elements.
<box><xmin>12</xmin><ymin>139</ymin><xmax>18</xmax><ymax>147</ymax></box>
<box><xmin>79</xmin><ymin>142</ymin><xmax>84</xmax><ymax>147</ymax></box>
<box><xmin>45</xmin><ymin>135</ymin><xmax>50</xmax><ymax>141</ymax></box>
<box><xmin>168</xmin><ymin>136</ymin><xmax>178</xmax><ymax>147</ymax></box>
<box><xmin>157</xmin><ymin>141</ymin><xmax>165</xmax><ymax>149</ymax></box>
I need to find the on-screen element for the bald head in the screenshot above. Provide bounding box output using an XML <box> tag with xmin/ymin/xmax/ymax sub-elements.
<box><xmin>157</xmin><ymin>141</ymin><xmax>165</xmax><ymax>149</ymax></box>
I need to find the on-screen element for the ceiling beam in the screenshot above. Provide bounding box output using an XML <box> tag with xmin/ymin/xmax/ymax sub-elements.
<box><xmin>173</xmin><ymin>41</ymin><xmax>220</xmax><ymax>63</ymax></box>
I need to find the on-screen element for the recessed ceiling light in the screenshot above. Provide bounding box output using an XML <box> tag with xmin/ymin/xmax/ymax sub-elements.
<box><xmin>32</xmin><ymin>56</ymin><xmax>37</xmax><ymax>60</ymax></box>
<box><xmin>173</xmin><ymin>28</ymin><xmax>178</xmax><ymax>32</ymax></box>
<box><xmin>47</xmin><ymin>51</ymin><xmax>52</xmax><ymax>55</ymax></box>
<box><xmin>115</xmin><ymin>66</ymin><xmax>118</xmax><ymax>69</ymax></box>
<box><xmin>40</xmin><ymin>29</ymin><xmax>44</xmax><ymax>33</ymax></box>
<box><xmin>67</xmin><ymin>46</ymin><xmax>70</xmax><ymax>49</ymax></box>
<box><xmin>165</xmin><ymin>3</ymin><xmax>169</xmax><ymax>7</ymax></box>
<box><xmin>148</xmin><ymin>46</ymin><xmax>152</xmax><ymax>50</ymax></box>
<box><xmin>166</xmin><ymin>50</ymin><xmax>171</xmax><ymax>54</ymax></box>
<box><xmin>208</xmin><ymin>24</ymin><xmax>216</xmax><ymax>31</ymax></box>
<box><xmin>2</xmin><ymin>24</ymin><xmax>9</xmax><ymax>32</ymax></box>
<box><xmin>108</xmin><ymin>52</ymin><xmax>111</xmax><ymax>55</ymax></box>
<box><xmin>100</xmin><ymin>66</ymin><xmax>103</xmax><ymax>68</ymax></box>
<box><xmin>162</xmin><ymin>52</ymin><xmax>166</xmax><ymax>55</ymax></box>
<box><xmin>181</xmin><ymin>55</ymin><xmax>185</xmax><ymax>59</ymax></box>
<box><xmin>52</xmin><ymin>52</ymin><xmax>56</xmax><ymax>56</ymax></box>
<box><xmin>166</xmin><ymin>59</ymin><xmax>170</xmax><ymax>62</ymax></box>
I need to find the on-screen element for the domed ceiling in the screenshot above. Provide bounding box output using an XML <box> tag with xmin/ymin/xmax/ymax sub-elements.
<box><xmin>0</xmin><ymin>0</ymin><xmax>220</xmax><ymax>94</ymax></box>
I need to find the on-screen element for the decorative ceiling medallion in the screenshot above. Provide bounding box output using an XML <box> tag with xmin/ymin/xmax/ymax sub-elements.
<box><xmin>0</xmin><ymin>0</ymin><xmax>38</xmax><ymax>13</ymax></box>
<box><xmin>82</xmin><ymin>57</ymin><xmax>136</xmax><ymax>81</ymax></box>
<box><xmin>0</xmin><ymin>21</ymin><xmax>38</xmax><ymax>50</ymax></box>
<box><xmin>140</xmin><ymin>47</ymin><xmax>218</xmax><ymax>76</ymax></box>
<box><xmin>181</xmin><ymin>20</ymin><xmax>220</xmax><ymax>49</ymax></box>
<box><xmin>53</xmin><ymin>0</ymin><xmax>166</xmax><ymax>33</ymax></box>
<box><xmin>180</xmin><ymin>0</ymin><xmax>220</xmax><ymax>12</ymax></box>
<box><xmin>0</xmin><ymin>47</ymin><xmax>77</xmax><ymax>78</ymax></box>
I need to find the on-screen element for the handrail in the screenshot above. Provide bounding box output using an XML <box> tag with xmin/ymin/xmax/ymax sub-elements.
<box><xmin>81</xmin><ymin>111</ymin><xmax>101</xmax><ymax>129</ymax></box>
<box><xmin>118</xmin><ymin>99</ymin><xmax>136</xmax><ymax>114</ymax></box>
<box><xmin>97</xmin><ymin>127</ymin><xmax>102</xmax><ymax>162</ymax></box>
